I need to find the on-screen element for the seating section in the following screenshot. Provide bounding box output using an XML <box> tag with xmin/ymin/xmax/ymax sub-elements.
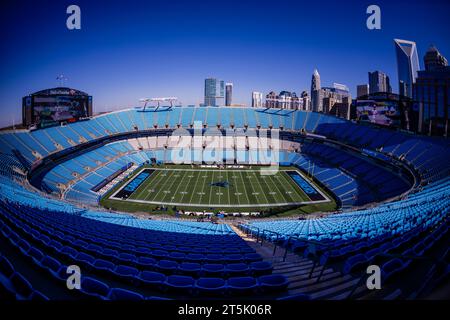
<box><xmin>38</xmin><ymin>133</ymin><xmax>411</xmax><ymax>209</ymax></box>
<box><xmin>241</xmin><ymin>177</ymin><xmax>450</xmax><ymax>242</ymax></box>
<box><xmin>295</xmin><ymin>143</ymin><xmax>410</xmax><ymax>207</ymax></box>
<box><xmin>0</xmin><ymin>107</ymin><xmax>449</xmax><ymax>300</ymax></box>
<box><xmin>0</xmin><ymin>254</ymin><xmax>48</xmax><ymax>300</ymax></box>
<box><xmin>0</xmin><ymin>199</ymin><xmax>289</xmax><ymax>299</ymax></box>
<box><xmin>314</xmin><ymin>121</ymin><xmax>450</xmax><ymax>184</ymax></box>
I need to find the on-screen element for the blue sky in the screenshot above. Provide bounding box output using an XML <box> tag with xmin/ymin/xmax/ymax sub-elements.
<box><xmin>0</xmin><ymin>0</ymin><xmax>449</xmax><ymax>127</ymax></box>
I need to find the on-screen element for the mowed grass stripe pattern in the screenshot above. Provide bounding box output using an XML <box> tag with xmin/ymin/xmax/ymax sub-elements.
<box><xmin>126</xmin><ymin>168</ymin><xmax>310</xmax><ymax>207</ymax></box>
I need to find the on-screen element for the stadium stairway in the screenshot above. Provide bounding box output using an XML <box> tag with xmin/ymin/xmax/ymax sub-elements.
<box><xmin>235</xmin><ymin>217</ymin><xmax>450</xmax><ymax>300</ymax></box>
<box><xmin>231</xmin><ymin>224</ymin><xmax>363</xmax><ymax>300</ymax></box>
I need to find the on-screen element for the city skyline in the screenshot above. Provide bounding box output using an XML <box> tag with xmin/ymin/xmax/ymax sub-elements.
<box><xmin>1</xmin><ymin>0</ymin><xmax>449</xmax><ymax>127</ymax></box>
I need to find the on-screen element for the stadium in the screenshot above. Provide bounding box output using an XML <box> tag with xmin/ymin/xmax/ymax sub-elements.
<box><xmin>0</xmin><ymin>104</ymin><xmax>449</xmax><ymax>301</ymax></box>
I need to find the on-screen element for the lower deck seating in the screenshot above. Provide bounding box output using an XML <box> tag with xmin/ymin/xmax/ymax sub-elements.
<box><xmin>0</xmin><ymin>200</ymin><xmax>288</xmax><ymax>299</ymax></box>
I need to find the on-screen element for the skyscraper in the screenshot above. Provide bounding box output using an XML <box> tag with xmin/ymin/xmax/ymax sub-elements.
<box><xmin>368</xmin><ymin>71</ymin><xmax>392</xmax><ymax>94</ymax></box>
<box><xmin>414</xmin><ymin>45</ymin><xmax>450</xmax><ymax>136</ymax></box>
<box><xmin>300</xmin><ymin>91</ymin><xmax>311</xmax><ymax>111</ymax></box>
<box><xmin>394</xmin><ymin>39</ymin><xmax>420</xmax><ymax>98</ymax></box>
<box><xmin>311</xmin><ymin>69</ymin><xmax>322</xmax><ymax>112</ymax></box>
<box><xmin>252</xmin><ymin>92</ymin><xmax>263</xmax><ymax>108</ymax></box>
<box><xmin>321</xmin><ymin>83</ymin><xmax>351</xmax><ymax>114</ymax></box>
<box><xmin>225</xmin><ymin>83</ymin><xmax>233</xmax><ymax>106</ymax></box>
<box><xmin>424</xmin><ymin>45</ymin><xmax>448</xmax><ymax>71</ymax></box>
<box><xmin>357</xmin><ymin>84</ymin><xmax>369</xmax><ymax>98</ymax></box>
<box><xmin>263</xmin><ymin>91</ymin><xmax>300</xmax><ymax>109</ymax></box>
<box><xmin>204</xmin><ymin>78</ymin><xmax>225</xmax><ymax>106</ymax></box>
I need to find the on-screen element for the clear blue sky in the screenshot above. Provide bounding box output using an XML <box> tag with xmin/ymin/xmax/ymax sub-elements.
<box><xmin>0</xmin><ymin>0</ymin><xmax>449</xmax><ymax>127</ymax></box>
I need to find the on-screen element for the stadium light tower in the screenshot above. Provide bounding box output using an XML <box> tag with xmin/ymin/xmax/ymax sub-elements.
<box><xmin>56</xmin><ymin>74</ymin><xmax>68</xmax><ymax>87</ymax></box>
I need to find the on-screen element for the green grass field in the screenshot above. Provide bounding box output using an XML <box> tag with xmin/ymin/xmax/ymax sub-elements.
<box><xmin>100</xmin><ymin>165</ymin><xmax>335</xmax><ymax>215</ymax></box>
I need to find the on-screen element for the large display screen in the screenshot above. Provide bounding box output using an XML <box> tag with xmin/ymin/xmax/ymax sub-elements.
<box><xmin>33</xmin><ymin>95</ymin><xmax>90</xmax><ymax>128</ymax></box>
<box><xmin>356</xmin><ymin>100</ymin><xmax>401</xmax><ymax>127</ymax></box>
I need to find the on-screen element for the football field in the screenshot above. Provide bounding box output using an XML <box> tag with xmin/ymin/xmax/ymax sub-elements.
<box><xmin>108</xmin><ymin>166</ymin><xmax>330</xmax><ymax>209</ymax></box>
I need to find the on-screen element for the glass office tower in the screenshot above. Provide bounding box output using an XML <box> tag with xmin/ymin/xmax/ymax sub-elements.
<box><xmin>225</xmin><ymin>83</ymin><xmax>233</xmax><ymax>106</ymax></box>
<box><xmin>204</xmin><ymin>78</ymin><xmax>225</xmax><ymax>106</ymax></box>
<box><xmin>394</xmin><ymin>39</ymin><xmax>420</xmax><ymax>98</ymax></box>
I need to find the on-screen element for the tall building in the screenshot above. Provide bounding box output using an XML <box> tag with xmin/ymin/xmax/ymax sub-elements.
<box><xmin>357</xmin><ymin>84</ymin><xmax>369</xmax><ymax>98</ymax></box>
<box><xmin>329</xmin><ymin>96</ymin><xmax>353</xmax><ymax>120</ymax></box>
<box><xmin>225</xmin><ymin>83</ymin><xmax>233</xmax><ymax>106</ymax></box>
<box><xmin>368</xmin><ymin>71</ymin><xmax>392</xmax><ymax>94</ymax></box>
<box><xmin>311</xmin><ymin>69</ymin><xmax>322</xmax><ymax>112</ymax></box>
<box><xmin>424</xmin><ymin>45</ymin><xmax>448</xmax><ymax>71</ymax></box>
<box><xmin>264</xmin><ymin>91</ymin><xmax>300</xmax><ymax>109</ymax></box>
<box><xmin>413</xmin><ymin>46</ymin><xmax>450</xmax><ymax>136</ymax></box>
<box><xmin>320</xmin><ymin>83</ymin><xmax>351</xmax><ymax>114</ymax></box>
<box><xmin>394</xmin><ymin>39</ymin><xmax>420</xmax><ymax>98</ymax></box>
<box><xmin>204</xmin><ymin>78</ymin><xmax>225</xmax><ymax>106</ymax></box>
<box><xmin>252</xmin><ymin>92</ymin><xmax>263</xmax><ymax>108</ymax></box>
<box><xmin>265</xmin><ymin>91</ymin><xmax>278</xmax><ymax>108</ymax></box>
<box><xmin>300</xmin><ymin>91</ymin><xmax>311</xmax><ymax>111</ymax></box>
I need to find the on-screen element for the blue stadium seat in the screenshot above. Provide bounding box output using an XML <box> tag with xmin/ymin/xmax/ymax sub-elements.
<box><xmin>156</xmin><ymin>260</ymin><xmax>178</xmax><ymax>274</ymax></box>
<box><xmin>112</xmin><ymin>265</ymin><xmax>139</xmax><ymax>283</ymax></box>
<box><xmin>136</xmin><ymin>256</ymin><xmax>156</xmax><ymax>269</ymax></box>
<box><xmin>201</xmin><ymin>264</ymin><xmax>225</xmax><ymax>277</ymax></box>
<box><xmin>195</xmin><ymin>277</ymin><xmax>226</xmax><ymax>296</ymax></box>
<box><xmin>81</xmin><ymin>276</ymin><xmax>109</xmax><ymax>300</ymax></box>
<box><xmin>178</xmin><ymin>262</ymin><xmax>201</xmax><ymax>277</ymax></box>
<box><xmin>138</xmin><ymin>271</ymin><xmax>166</xmax><ymax>288</ymax></box>
<box><xmin>0</xmin><ymin>256</ymin><xmax>15</xmax><ymax>278</ymax></box>
<box><xmin>107</xmin><ymin>287</ymin><xmax>144</xmax><ymax>300</ymax></box>
<box><xmin>10</xmin><ymin>272</ymin><xmax>33</xmax><ymax>299</ymax></box>
<box><xmin>381</xmin><ymin>258</ymin><xmax>410</xmax><ymax>284</ymax></box>
<box><xmin>258</xmin><ymin>274</ymin><xmax>289</xmax><ymax>292</ymax></box>
<box><xmin>250</xmin><ymin>261</ymin><xmax>273</xmax><ymax>276</ymax></box>
<box><xmin>75</xmin><ymin>252</ymin><xmax>96</xmax><ymax>270</ymax></box>
<box><xmin>29</xmin><ymin>290</ymin><xmax>49</xmax><ymax>300</ymax></box>
<box><xmin>227</xmin><ymin>276</ymin><xmax>258</xmax><ymax>295</ymax></box>
<box><xmin>343</xmin><ymin>254</ymin><xmax>367</xmax><ymax>275</ymax></box>
<box><xmin>244</xmin><ymin>253</ymin><xmax>262</xmax><ymax>263</ymax></box>
<box><xmin>40</xmin><ymin>256</ymin><xmax>64</xmax><ymax>278</ymax></box>
<box><xmin>224</xmin><ymin>263</ymin><xmax>249</xmax><ymax>277</ymax></box>
<box><xmin>164</xmin><ymin>275</ymin><xmax>194</xmax><ymax>294</ymax></box>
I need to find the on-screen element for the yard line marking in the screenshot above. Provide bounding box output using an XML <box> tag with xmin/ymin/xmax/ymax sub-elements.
<box><xmin>238</xmin><ymin>171</ymin><xmax>252</xmax><ymax>205</ymax></box>
<box><xmin>225</xmin><ymin>170</ymin><xmax>231</xmax><ymax>205</ymax></box>
<box><xmin>140</xmin><ymin>169</ymin><xmax>167</xmax><ymax>201</ymax></box>
<box><xmin>230</xmin><ymin>171</ymin><xmax>240</xmax><ymax>205</ymax></box>
<box><xmin>268</xmin><ymin>173</ymin><xmax>295</xmax><ymax>204</ymax></box>
<box><xmin>170</xmin><ymin>170</ymin><xmax>190</xmax><ymax>204</ymax></box>
<box><xmin>208</xmin><ymin>170</ymin><xmax>215</xmax><ymax>206</ymax></box>
<box><xmin>198</xmin><ymin>170</ymin><xmax>210</xmax><ymax>204</ymax></box>
<box><xmin>122</xmin><ymin>198</ymin><xmax>329</xmax><ymax>207</ymax></box>
<box><xmin>188</xmin><ymin>170</ymin><xmax>202</xmax><ymax>204</ymax></box>
<box><xmin>251</xmin><ymin>171</ymin><xmax>270</xmax><ymax>204</ymax></box>
<box><xmin>279</xmin><ymin>171</ymin><xmax>306</xmax><ymax>202</ymax></box>
<box><xmin>148</xmin><ymin>169</ymin><xmax>177</xmax><ymax>202</ymax></box>
<box><xmin>179</xmin><ymin>171</ymin><xmax>194</xmax><ymax>203</ymax></box>
<box><xmin>133</xmin><ymin>170</ymin><xmax>162</xmax><ymax>201</ymax></box>
<box><xmin>254</xmin><ymin>170</ymin><xmax>277</xmax><ymax>204</ymax></box>
<box><xmin>239</xmin><ymin>170</ymin><xmax>259</xmax><ymax>205</ymax></box>
<box><xmin>109</xmin><ymin>166</ymin><xmax>331</xmax><ymax>207</ymax></box>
